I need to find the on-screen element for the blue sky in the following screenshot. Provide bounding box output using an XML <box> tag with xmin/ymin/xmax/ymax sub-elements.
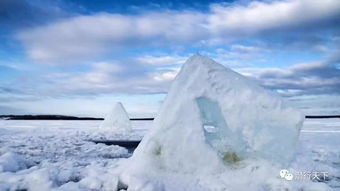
<box><xmin>0</xmin><ymin>0</ymin><xmax>339</xmax><ymax>117</ymax></box>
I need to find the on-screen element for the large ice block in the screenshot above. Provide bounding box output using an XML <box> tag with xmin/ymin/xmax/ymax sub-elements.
<box><xmin>122</xmin><ymin>54</ymin><xmax>304</xmax><ymax>190</ymax></box>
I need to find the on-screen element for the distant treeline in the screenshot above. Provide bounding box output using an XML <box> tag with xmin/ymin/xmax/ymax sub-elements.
<box><xmin>305</xmin><ymin>115</ymin><xmax>340</xmax><ymax>119</ymax></box>
<box><xmin>0</xmin><ymin>115</ymin><xmax>339</xmax><ymax>120</ymax></box>
<box><xmin>0</xmin><ymin>115</ymin><xmax>154</xmax><ymax>120</ymax></box>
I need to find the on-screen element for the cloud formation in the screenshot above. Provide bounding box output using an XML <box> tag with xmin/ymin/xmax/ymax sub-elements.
<box><xmin>35</xmin><ymin>58</ymin><xmax>179</xmax><ymax>96</ymax></box>
<box><xmin>9</xmin><ymin>49</ymin><xmax>336</xmax><ymax>99</ymax></box>
<box><xmin>17</xmin><ymin>0</ymin><xmax>340</xmax><ymax>64</ymax></box>
<box><xmin>239</xmin><ymin>60</ymin><xmax>340</xmax><ymax>97</ymax></box>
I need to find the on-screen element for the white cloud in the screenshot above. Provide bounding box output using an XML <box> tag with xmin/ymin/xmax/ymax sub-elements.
<box><xmin>17</xmin><ymin>0</ymin><xmax>340</xmax><ymax>64</ymax></box>
<box><xmin>38</xmin><ymin>58</ymin><xmax>178</xmax><ymax>95</ymax></box>
<box><xmin>201</xmin><ymin>44</ymin><xmax>267</xmax><ymax>67</ymax></box>
<box><xmin>208</xmin><ymin>0</ymin><xmax>340</xmax><ymax>35</ymax></box>
<box><xmin>151</xmin><ymin>68</ymin><xmax>180</xmax><ymax>82</ymax></box>
<box><xmin>137</xmin><ymin>55</ymin><xmax>187</xmax><ymax>66</ymax></box>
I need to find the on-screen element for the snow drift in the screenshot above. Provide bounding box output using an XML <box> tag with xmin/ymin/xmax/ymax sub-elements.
<box><xmin>121</xmin><ymin>54</ymin><xmax>311</xmax><ymax>190</ymax></box>
<box><xmin>99</xmin><ymin>102</ymin><xmax>132</xmax><ymax>132</ymax></box>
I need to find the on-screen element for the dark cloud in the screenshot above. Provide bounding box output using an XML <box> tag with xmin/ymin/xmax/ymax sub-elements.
<box><xmin>0</xmin><ymin>86</ymin><xmax>23</xmax><ymax>94</ymax></box>
<box><xmin>247</xmin><ymin>59</ymin><xmax>340</xmax><ymax>97</ymax></box>
<box><xmin>0</xmin><ymin>0</ymin><xmax>68</xmax><ymax>30</ymax></box>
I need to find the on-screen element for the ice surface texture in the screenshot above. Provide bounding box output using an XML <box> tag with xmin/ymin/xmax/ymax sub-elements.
<box><xmin>0</xmin><ymin>119</ymin><xmax>337</xmax><ymax>190</ymax></box>
<box><xmin>0</xmin><ymin>120</ymin><xmax>146</xmax><ymax>191</ymax></box>
<box><xmin>99</xmin><ymin>102</ymin><xmax>132</xmax><ymax>132</ymax></box>
<box><xmin>123</xmin><ymin>54</ymin><xmax>305</xmax><ymax>190</ymax></box>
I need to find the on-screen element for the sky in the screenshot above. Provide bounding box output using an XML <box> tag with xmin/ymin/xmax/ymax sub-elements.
<box><xmin>0</xmin><ymin>0</ymin><xmax>339</xmax><ymax>117</ymax></box>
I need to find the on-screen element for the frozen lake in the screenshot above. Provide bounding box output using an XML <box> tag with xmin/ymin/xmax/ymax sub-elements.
<box><xmin>0</xmin><ymin>118</ymin><xmax>339</xmax><ymax>190</ymax></box>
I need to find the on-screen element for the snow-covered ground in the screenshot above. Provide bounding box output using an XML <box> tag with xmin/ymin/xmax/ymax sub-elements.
<box><xmin>0</xmin><ymin>119</ymin><xmax>339</xmax><ymax>190</ymax></box>
<box><xmin>292</xmin><ymin>118</ymin><xmax>340</xmax><ymax>189</ymax></box>
<box><xmin>0</xmin><ymin>120</ymin><xmax>149</xmax><ymax>191</ymax></box>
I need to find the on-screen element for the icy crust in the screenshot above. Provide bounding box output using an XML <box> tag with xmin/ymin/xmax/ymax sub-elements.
<box><xmin>0</xmin><ymin>122</ymin><xmax>130</xmax><ymax>191</ymax></box>
<box><xmin>0</xmin><ymin>120</ymin><xmax>151</xmax><ymax>191</ymax></box>
<box><xmin>90</xmin><ymin>130</ymin><xmax>143</xmax><ymax>141</ymax></box>
<box><xmin>0</xmin><ymin>152</ymin><xmax>29</xmax><ymax>173</ymax></box>
<box><xmin>99</xmin><ymin>102</ymin><xmax>132</xmax><ymax>133</ymax></box>
<box><xmin>122</xmin><ymin>55</ymin><xmax>310</xmax><ymax>190</ymax></box>
<box><xmin>0</xmin><ymin>119</ymin><xmax>338</xmax><ymax>190</ymax></box>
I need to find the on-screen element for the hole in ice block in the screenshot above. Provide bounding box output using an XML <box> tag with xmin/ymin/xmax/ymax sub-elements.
<box><xmin>196</xmin><ymin>97</ymin><xmax>225</xmax><ymax>141</ymax></box>
<box><xmin>203</xmin><ymin>125</ymin><xmax>218</xmax><ymax>133</ymax></box>
<box><xmin>196</xmin><ymin>97</ymin><xmax>247</xmax><ymax>163</ymax></box>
